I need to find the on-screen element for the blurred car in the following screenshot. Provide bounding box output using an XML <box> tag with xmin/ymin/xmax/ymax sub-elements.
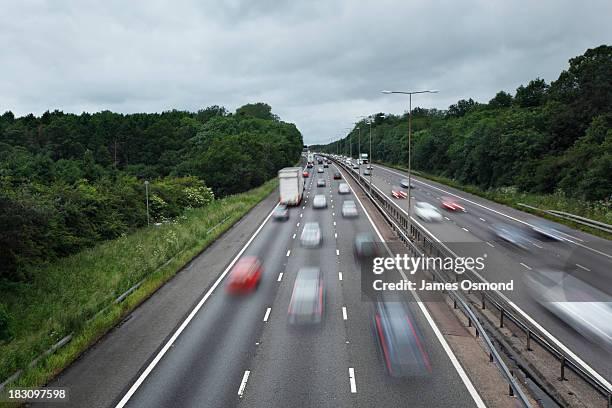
<box><xmin>366</xmin><ymin>165</ymin><xmax>373</xmax><ymax>170</ymax></box>
<box><xmin>414</xmin><ymin>202</ymin><xmax>443</xmax><ymax>222</ymax></box>
<box><xmin>288</xmin><ymin>267</ymin><xmax>325</xmax><ymax>325</ymax></box>
<box><xmin>391</xmin><ymin>186</ymin><xmax>408</xmax><ymax>199</ymax></box>
<box><xmin>363</xmin><ymin>169</ymin><xmax>372</xmax><ymax>176</ymax></box>
<box><xmin>354</xmin><ymin>232</ymin><xmax>381</xmax><ymax>258</ymax></box>
<box><xmin>440</xmin><ymin>197</ymin><xmax>465</xmax><ymax>212</ymax></box>
<box><xmin>323</xmin><ymin>162</ymin><xmax>329</xmax><ymax>168</ymax></box>
<box><xmin>372</xmin><ymin>301</ymin><xmax>432</xmax><ymax>377</ymax></box>
<box><xmin>300</xmin><ymin>222</ymin><xmax>322</xmax><ymax>247</ymax></box>
<box><xmin>342</xmin><ymin>200</ymin><xmax>358</xmax><ymax>218</ymax></box>
<box><xmin>491</xmin><ymin>223</ymin><xmax>530</xmax><ymax>249</ymax></box>
<box><xmin>530</xmin><ymin>220</ymin><xmax>566</xmax><ymax>241</ymax></box>
<box><xmin>226</xmin><ymin>256</ymin><xmax>262</xmax><ymax>293</ymax></box>
<box><xmin>273</xmin><ymin>204</ymin><xmax>289</xmax><ymax>221</ymax></box>
<box><xmin>399</xmin><ymin>179</ymin><xmax>414</xmax><ymax>189</ymax></box>
<box><xmin>338</xmin><ymin>183</ymin><xmax>351</xmax><ymax>194</ymax></box>
<box><xmin>317</xmin><ymin>158</ymin><xmax>323</xmax><ymax>164</ymax></box>
<box><xmin>352</xmin><ymin>163</ymin><xmax>359</xmax><ymax>169</ymax></box>
<box><xmin>333</xmin><ymin>172</ymin><xmax>342</xmax><ymax>180</ymax></box>
<box><xmin>303</xmin><ymin>170</ymin><xmax>309</xmax><ymax>178</ymax></box>
<box><xmin>524</xmin><ymin>269</ymin><xmax>612</xmax><ymax>352</ymax></box>
<box><xmin>317</xmin><ymin>166</ymin><xmax>324</xmax><ymax>173</ymax></box>
<box><xmin>313</xmin><ymin>194</ymin><xmax>327</xmax><ymax>209</ymax></box>
<box><xmin>317</xmin><ymin>178</ymin><xmax>326</xmax><ymax>187</ymax></box>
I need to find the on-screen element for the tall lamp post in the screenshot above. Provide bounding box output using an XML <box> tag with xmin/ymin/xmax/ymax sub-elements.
<box><xmin>381</xmin><ymin>89</ymin><xmax>438</xmax><ymax>216</ymax></box>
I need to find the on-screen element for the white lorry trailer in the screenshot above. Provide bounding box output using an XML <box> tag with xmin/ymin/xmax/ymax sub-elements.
<box><xmin>278</xmin><ymin>167</ymin><xmax>304</xmax><ymax>206</ymax></box>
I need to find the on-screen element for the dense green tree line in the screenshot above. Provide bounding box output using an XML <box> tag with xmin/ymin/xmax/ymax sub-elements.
<box><xmin>317</xmin><ymin>45</ymin><xmax>611</xmax><ymax>202</ymax></box>
<box><xmin>0</xmin><ymin>103</ymin><xmax>303</xmax><ymax>281</ymax></box>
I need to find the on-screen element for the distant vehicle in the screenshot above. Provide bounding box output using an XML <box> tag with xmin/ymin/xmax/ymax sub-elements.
<box><xmin>352</xmin><ymin>163</ymin><xmax>359</xmax><ymax>169</ymax></box>
<box><xmin>300</xmin><ymin>222</ymin><xmax>322</xmax><ymax>247</ymax></box>
<box><xmin>278</xmin><ymin>167</ymin><xmax>304</xmax><ymax>206</ymax></box>
<box><xmin>333</xmin><ymin>172</ymin><xmax>342</xmax><ymax>180</ymax></box>
<box><xmin>307</xmin><ymin>163</ymin><xmax>314</xmax><ymax>168</ymax></box>
<box><xmin>366</xmin><ymin>164</ymin><xmax>373</xmax><ymax>170</ymax></box>
<box><xmin>317</xmin><ymin>158</ymin><xmax>323</xmax><ymax>165</ymax></box>
<box><xmin>226</xmin><ymin>256</ymin><xmax>262</xmax><ymax>293</ymax></box>
<box><xmin>414</xmin><ymin>202</ymin><xmax>442</xmax><ymax>222</ymax></box>
<box><xmin>360</xmin><ymin>153</ymin><xmax>368</xmax><ymax>164</ymax></box>
<box><xmin>317</xmin><ymin>166</ymin><xmax>324</xmax><ymax>173</ymax></box>
<box><xmin>273</xmin><ymin>204</ymin><xmax>289</xmax><ymax>221</ymax></box>
<box><xmin>372</xmin><ymin>301</ymin><xmax>431</xmax><ymax>377</ymax></box>
<box><xmin>491</xmin><ymin>223</ymin><xmax>530</xmax><ymax>249</ymax></box>
<box><xmin>303</xmin><ymin>170</ymin><xmax>309</xmax><ymax>178</ymax></box>
<box><xmin>288</xmin><ymin>267</ymin><xmax>325</xmax><ymax>325</ymax></box>
<box><xmin>338</xmin><ymin>183</ymin><xmax>351</xmax><ymax>194</ymax></box>
<box><xmin>440</xmin><ymin>197</ymin><xmax>465</xmax><ymax>212</ymax></box>
<box><xmin>307</xmin><ymin>152</ymin><xmax>315</xmax><ymax>165</ymax></box>
<box><xmin>317</xmin><ymin>178</ymin><xmax>326</xmax><ymax>187</ymax></box>
<box><xmin>354</xmin><ymin>232</ymin><xmax>381</xmax><ymax>258</ymax></box>
<box><xmin>323</xmin><ymin>162</ymin><xmax>329</xmax><ymax>168</ymax></box>
<box><xmin>363</xmin><ymin>168</ymin><xmax>372</xmax><ymax>176</ymax></box>
<box><xmin>342</xmin><ymin>200</ymin><xmax>358</xmax><ymax>218</ymax></box>
<box><xmin>313</xmin><ymin>194</ymin><xmax>327</xmax><ymax>209</ymax></box>
<box><xmin>391</xmin><ymin>186</ymin><xmax>408</xmax><ymax>199</ymax></box>
<box><xmin>399</xmin><ymin>179</ymin><xmax>414</xmax><ymax>189</ymax></box>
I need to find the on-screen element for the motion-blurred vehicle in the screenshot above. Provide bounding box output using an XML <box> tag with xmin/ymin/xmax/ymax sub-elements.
<box><xmin>372</xmin><ymin>301</ymin><xmax>432</xmax><ymax>377</ymax></box>
<box><xmin>288</xmin><ymin>267</ymin><xmax>325</xmax><ymax>325</ymax></box>
<box><xmin>226</xmin><ymin>256</ymin><xmax>262</xmax><ymax>293</ymax></box>
<box><xmin>366</xmin><ymin>164</ymin><xmax>373</xmax><ymax>170</ymax></box>
<box><xmin>272</xmin><ymin>204</ymin><xmax>289</xmax><ymax>221</ymax></box>
<box><xmin>317</xmin><ymin>166</ymin><xmax>324</xmax><ymax>173</ymax></box>
<box><xmin>317</xmin><ymin>158</ymin><xmax>323</xmax><ymax>164</ymax></box>
<box><xmin>399</xmin><ymin>179</ymin><xmax>414</xmax><ymax>189</ymax></box>
<box><xmin>354</xmin><ymin>232</ymin><xmax>381</xmax><ymax>258</ymax></box>
<box><xmin>313</xmin><ymin>194</ymin><xmax>327</xmax><ymax>209</ymax></box>
<box><xmin>352</xmin><ymin>163</ymin><xmax>359</xmax><ymax>169</ymax></box>
<box><xmin>414</xmin><ymin>202</ymin><xmax>442</xmax><ymax>222</ymax></box>
<box><xmin>524</xmin><ymin>269</ymin><xmax>612</xmax><ymax>352</ymax></box>
<box><xmin>530</xmin><ymin>220</ymin><xmax>566</xmax><ymax>241</ymax></box>
<box><xmin>300</xmin><ymin>222</ymin><xmax>322</xmax><ymax>247</ymax></box>
<box><xmin>278</xmin><ymin>167</ymin><xmax>304</xmax><ymax>206</ymax></box>
<box><xmin>342</xmin><ymin>200</ymin><xmax>358</xmax><ymax>218</ymax></box>
<box><xmin>307</xmin><ymin>163</ymin><xmax>313</xmax><ymax>168</ymax></box>
<box><xmin>391</xmin><ymin>186</ymin><xmax>408</xmax><ymax>199</ymax></box>
<box><xmin>333</xmin><ymin>172</ymin><xmax>342</xmax><ymax>180</ymax></box>
<box><xmin>363</xmin><ymin>168</ymin><xmax>372</xmax><ymax>176</ymax></box>
<box><xmin>323</xmin><ymin>162</ymin><xmax>329</xmax><ymax>168</ymax></box>
<box><xmin>440</xmin><ymin>197</ymin><xmax>465</xmax><ymax>212</ymax></box>
<box><xmin>338</xmin><ymin>183</ymin><xmax>351</xmax><ymax>194</ymax></box>
<box><xmin>491</xmin><ymin>223</ymin><xmax>530</xmax><ymax>249</ymax></box>
<box><xmin>303</xmin><ymin>170</ymin><xmax>309</xmax><ymax>178</ymax></box>
<box><xmin>317</xmin><ymin>178</ymin><xmax>326</xmax><ymax>187</ymax></box>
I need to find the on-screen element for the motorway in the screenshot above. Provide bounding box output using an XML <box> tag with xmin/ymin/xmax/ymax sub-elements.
<box><xmin>41</xmin><ymin>162</ymin><xmax>489</xmax><ymax>408</ymax></box>
<box><xmin>348</xmin><ymin>161</ymin><xmax>612</xmax><ymax>385</ymax></box>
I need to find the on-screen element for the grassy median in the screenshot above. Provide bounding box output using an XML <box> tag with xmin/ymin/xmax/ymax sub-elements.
<box><xmin>382</xmin><ymin>163</ymin><xmax>611</xmax><ymax>240</ymax></box>
<box><xmin>0</xmin><ymin>179</ymin><xmax>277</xmax><ymax>391</ymax></box>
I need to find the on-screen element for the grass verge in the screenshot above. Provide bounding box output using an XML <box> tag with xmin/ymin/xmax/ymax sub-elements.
<box><xmin>0</xmin><ymin>179</ymin><xmax>278</xmax><ymax>394</ymax></box>
<box><xmin>381</xmin><ymin>162</ymin><xmax>611</xmax><ymax>240</ymax></box>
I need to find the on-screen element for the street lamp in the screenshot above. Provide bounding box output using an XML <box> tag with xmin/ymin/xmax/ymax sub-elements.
<box><xmin>381</xmin><ymin>89</ymin><xmax>438</xmax><ymax>216</ymax></box>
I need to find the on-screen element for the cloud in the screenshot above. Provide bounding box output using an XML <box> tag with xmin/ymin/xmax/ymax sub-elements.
<box><xmin>1</xmin><ymin>0</ymin><xmax>611</xmax><ymax>144</ymax></box>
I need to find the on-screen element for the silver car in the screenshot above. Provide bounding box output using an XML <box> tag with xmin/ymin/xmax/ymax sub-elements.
<box><xmin>338</xmin><ymin>183</ymin><xmax>350</xmax><ymax>194</ymax></box>
<box><xmin>414</xmin><ymin>202</ymin><xmax>442</xmax><ymax>222</ymax></box>
<box><xmin>317</xmin><ymin>178</ymin><xmax>326</xmax><ymax>187</ymax></box>
<box><xmin>313</xmin><ymin>194</ymin><xmax>327</xmax><ymax>209</ymax></box>
<box><xmin>300</xmin><ymin>222</ymin><xmax>322</xmax><ymax>248</ymax></box>
<box><xmin>342</xmin><ymin>200</ymin><xmax>358</xmax><ymax>218</ymax></box>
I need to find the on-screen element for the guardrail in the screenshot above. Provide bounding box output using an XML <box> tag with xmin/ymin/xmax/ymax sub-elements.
<box><xmin>328</xmin><ymin>155</ymin><xmax>612</xmax><ymax>408</ymax></box>
<box><xmin>517</xmin><ymin>203</ymin><xmax>612</xmax><ymax>234</ymax></box>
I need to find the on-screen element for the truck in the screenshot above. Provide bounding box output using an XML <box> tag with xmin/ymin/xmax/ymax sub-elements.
<box><xmin>278</xmin><ymin>167</ymin><xmax>304</xmax><ymax>206</ymax></box>
<box><xmin>307</xmin><ymin>152</ymin><xmax>315</xmax><ymax>165</ymax></box>
<box><xmin>360</xmin><ymin>153</ymin><xmax>368</xmax><ymax>164</ymax></box>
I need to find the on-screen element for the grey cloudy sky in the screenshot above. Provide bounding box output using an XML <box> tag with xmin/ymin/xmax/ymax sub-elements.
<box><xmin>1</xmin><ymin>0</ymin><xmax>611</xmax><ymax>145</ymax></box>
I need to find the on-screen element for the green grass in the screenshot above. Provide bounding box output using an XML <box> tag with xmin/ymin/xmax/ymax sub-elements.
<box><xmin>381</xmin><ymin>162</ymin><xmax>611</xmax><ymax>240</ymax></box>
<box><xmin>0</xmin><ymin>179</ymin><xmax>278</xmax><ymax>393</ymax></box>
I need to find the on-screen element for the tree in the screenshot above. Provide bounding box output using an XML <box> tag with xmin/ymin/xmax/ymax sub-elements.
<box><xmin>515</xmin><ymin>78</ymin><xmax>548</xmax><ymax>108</ymax></box>
<box><xmin>235</xmin><ymin>103</ymin><xmax>278</xmax><ymax>121</ymax></box>
<box><xmin>488</xmin><ymin>91</ymin><xmax>513</xmax><ymax>108</ymax></box>
<box><xmin>447</xmin><ymin>99</ymin><xmax>478</xmax><ymax>117</ymax></box>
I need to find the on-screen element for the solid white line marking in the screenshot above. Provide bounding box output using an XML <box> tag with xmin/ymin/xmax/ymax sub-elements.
<box><xmin>348</xmin><ymin>368</ymin><xmax>357</xmax><ymax>393</ymax></box>
<box><xmin>479</xmin><ymin>217</ymin><xmax>486</xmax><ymax>222</ymax></box>
<box><xmin>286</xmin><ymin>250</ymin><xmax>291</xmax><ymax>257</ymax></box>
<box><xmin>238</xmin><ymin>370</ymin><xmax>250</xmax><ymax>397</ymax></box>
<box><xmin>115</xmin><ymin>204</ymin><xmax>279</xmax><ymax>408</ymax></box>
<box><xmin>486</xmin><ymin>242</ymin><xmax>495</xmax><ymax>248</ymax></box>
<box><xmin>277</xmin><ymin>272</ymin><xmax>283</xmax><ymax>282</ymax></box>
<box><xmin>462</xmin><ymin>227</ymin><xmax>469</xmax><ymax>232</ymax></box>
<box><xmin>342</xmin><ymin>306</ymin><xmax>348</xmax><ymax>320</ymax></box>
<box><xmin>520</xmin><ymin>262</ymin><xmax>532</xmax><ymax>270</ymax></box>
<box><xmin>576</xmin><ymin>263</ymin><xmax>591</xmax><ymax>272</ymax></box>
<box><xmin>263</xmin><ymin>307</ymin><xmax>271</xmax><ymax>322</ymax></box>
<box><xmin>339</xmin><ymin>272</ymin><xmax>343</xmax><ymax>281</ymax></box>
<box><xmin>532</xmin><ymin>242</ymin><xmax>543</xmax><ymax>249</ymax></box>
<box><xmin>336</xmin><ymin>249</ymin><xmax>340</xmax><ymax>256</ymax></box>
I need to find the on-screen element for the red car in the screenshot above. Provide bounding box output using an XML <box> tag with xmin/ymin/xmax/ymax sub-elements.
<box><xmin>391</xmin><ymin>186</ymin><xmax>408</xmax><ymax>199</ymax></box>
<box><xmin>226</xmin><ymin>256</ymin><xmax>262</xmax><ymax>293</ymax></box>
<box><xmin>440</xmin><ymin>197</ymin><xmax>465</xmax><ymax>212</ymax></box>
<box><xmin>333</xmin><ymin>172</ymin><xmax>342</xmax><ymax>180</ymax></box>
<box><xmin>303</xmin><ymin>171</ymin><xmax>309</xmax><ymax>178</ymax></box>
